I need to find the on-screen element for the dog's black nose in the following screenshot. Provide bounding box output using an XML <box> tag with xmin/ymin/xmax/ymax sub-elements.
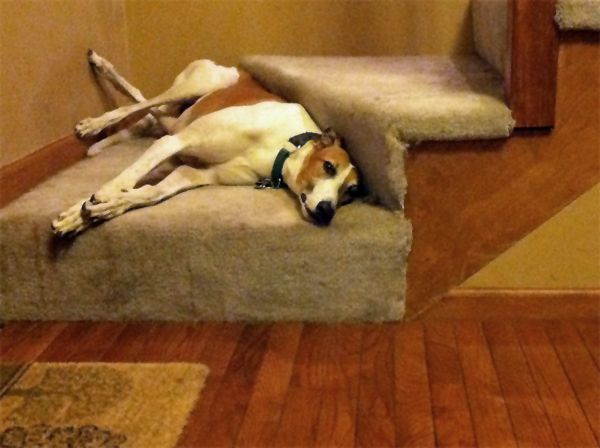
<box><xmin>315</xmin><ymin>201</ymin><xmax>335</xmax><ymax>225</ymax></box>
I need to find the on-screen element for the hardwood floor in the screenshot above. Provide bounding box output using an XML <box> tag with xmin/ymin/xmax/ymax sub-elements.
<box><xmin>2</xmin><ymin>319</ymin><xmax>598</xmax><ymax>447</ymax></box>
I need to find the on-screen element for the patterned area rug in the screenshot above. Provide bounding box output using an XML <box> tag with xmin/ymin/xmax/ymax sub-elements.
<box><xmin>0</xmin><ymin>362</ymin><xmax>209</xmax><ymax>447</ymax></box>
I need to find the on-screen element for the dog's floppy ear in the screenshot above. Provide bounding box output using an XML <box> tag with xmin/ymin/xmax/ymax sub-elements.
<box><xmin>348</xmin><ymin>183</ymin><xmax>367</xmax><ymax>198</ymax></box>
<box><xmin>315</xmin><ymin>128</ymin><xmax>341</xmax><ymax>149</ymax></box>
<box><xmin>339</xmin><ymin>182</ymin><xmax>367</xmax><ymax>206</ymax></box>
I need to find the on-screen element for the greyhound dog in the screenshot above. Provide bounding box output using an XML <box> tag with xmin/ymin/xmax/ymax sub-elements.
<box><xmin>51</xmin><ymin>51</ymin><xmax>362</xmax><ymax>237</ymax></box>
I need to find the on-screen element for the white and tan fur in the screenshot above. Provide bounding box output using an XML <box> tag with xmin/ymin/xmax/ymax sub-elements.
<box><xmin>52</xmin><ymin>51</ymin><xmax>361</xmax><ymax>236</ymax></box>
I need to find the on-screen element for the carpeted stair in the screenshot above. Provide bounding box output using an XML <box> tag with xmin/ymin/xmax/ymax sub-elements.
<box><xmin>0</xmin><ymin>140</ymin><xmax>411</xmax><ymax>321</ymax></box>
<box><xmin>556</xmin><ymin>0</ymin><xmax>600</xmax><ymax>30</ymax></box>
<box><xmin>1</xmin><ymin>4</ymin><xmax>523</xmax><ymax>322</ymax></box>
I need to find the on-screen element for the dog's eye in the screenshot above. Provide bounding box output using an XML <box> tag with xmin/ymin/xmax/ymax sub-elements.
<box><xmin>323</xmin><ymin>161</ymin><xmax>336</xmax><ymax>176</ymax></box>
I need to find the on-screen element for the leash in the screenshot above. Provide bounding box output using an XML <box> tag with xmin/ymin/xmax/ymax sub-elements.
<box><xmin>255</xmin><ymin>132</ymin><xmax>321</xmax><ymax>190</ymax></box>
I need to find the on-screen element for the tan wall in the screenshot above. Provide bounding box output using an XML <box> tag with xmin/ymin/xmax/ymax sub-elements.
<box><xmin>461</xmin><ymin>183</ymin><xmax>600</xmax><ymax>289</ymax></box>
<box><xmin>125</xmin><ymin>0</ymin><xmax>475</xmax><ymax>96</ymax></box>
<box><xmin>0</xmin><ymin>0</ymin><xmax>474</xmax><ymax>167</ymax></box>
<box><xmin>0</xmin><ymin>0</ymin><xmax>130</xmax><ymax>167</ymax></box>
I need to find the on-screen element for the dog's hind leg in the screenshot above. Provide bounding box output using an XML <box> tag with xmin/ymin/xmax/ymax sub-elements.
<box><xmin>85</xmin><ymin>117</ymin><xmax>152</xmax><ymax>157</ymax></box>
<box><xmin>88</xmin><ymin>49</ymin><xmax>146</xmax><ymax>103</ymax></box>
<box><xmin>88</xmin><ymin>49</ymin><xmax>174</xmax><ymax>135</ymax></box>
<box><xmin>75</xmin><ymin>60</ymin><xmax>240</xmax><ymax>138</ymax></box>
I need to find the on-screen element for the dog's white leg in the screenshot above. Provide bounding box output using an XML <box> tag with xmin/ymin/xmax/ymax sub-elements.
<box><xmin>79</xmin><ymin>165</ymin><xmax>217</xmax><ymax>223</ymax></box>
<box><xmin>88</xmin><ymin>49</ymin><xmax>146</xmax><ymax>103</ymax></box>
<box><xmin>86</xmin><ymin>116</ymin><xmax>157</xmax><ymax>157</ymax></box>
<box><xmin>51</xmin><ymin>133</ymin><xmax>186</xmax><ymax>236</ymax></box>
<box><xmin>96</xmin><ymin>134</ymin><xmax>186</xmax><ymax>198</ymax></box>
<box><xmin>88</xmin><ymin>49</ymin><xmax>174</xmax><ymax>135</ymax></box>
<box><xmin>75</xmin><ymin>60</ymin><xmax>239</xmax><ymax>138</ymax></box>
<box><xmin>75</xmin><ymin>90</ymin><xmax>188</xmax><ymax>138</ymax></box>
<box><xmin>51</xmin><ymin>165</ymin><xmax>215</xmax><ymax>236</ymax></box>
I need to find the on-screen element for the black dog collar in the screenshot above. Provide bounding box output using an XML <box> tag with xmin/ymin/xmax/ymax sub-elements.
<box><xmin>255</xmin><ymin>132</ymin><xmax>321</xmax><ymax>190</ymax></box>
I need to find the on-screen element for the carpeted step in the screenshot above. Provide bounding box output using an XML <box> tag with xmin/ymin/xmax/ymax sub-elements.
<box><xmin>0</xmin><ymin>140</ymin><xmax>411</xmax><ymax>322</ymax></box>
<box><xmin>241</xmin><ymin>55</ymin><xmax>514</xmax><ymax>210</ymax></box>
<box><xmin>473</xmin><ymin>0</ymin><xmax>600</xmax><ymax>76</ymax></box>
<box><xmin>556</xmin><ymin>0</ymin><xmax>600</xmax><ymax>30</ymax></box>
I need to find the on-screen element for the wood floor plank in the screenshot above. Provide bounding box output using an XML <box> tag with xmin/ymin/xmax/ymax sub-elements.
<box><xmin>190</xmin><ymin>324</ymin><xmax>271</xmax><ymax>447</ymax></box>
<box><xmin>515</xmin><ymin>322</ymin><xmax>597</xmax><ymax>447</ymax></box>
<box><xmin>0</xmin><ymin>322</ymin><xmax>66</xmax><ymax>362</ymax></box>
<box><xmin>576</xmin><ymin>321</ymin><xmax>600</xmax><ymax>369</ymax></box>
<box><xmin>235</xmin><ymin>323</ymin><xmax>303</xmax><ymax>447</ymax></box>
<box><xmin>272</xmin><ymin>325</ymin><xmax>332</xmax><ymax>447</ymax></box>
<box><xmin>2</xmin><ymin>319</ymin><xmax>596</xmax><ymax>448</ymax></box>
<box><xmin>100</xmin><ymin>323</ymin><xmax>208</xmax><ymax>362</ymax></box>
<box><xmin>0</xmin><ymin>322</ymin><xmax>36</xmax><ymax>357</ymax></box>
<box><xmin>314</xmin><ymin>325</ymin><xmax>362</xmax><ymax>448</ymax></box>
<box><xmin>424</xmin><ymin>322</ymin><xmax>476</xmax><ymax>447</ymax></box>
<box><xmin>545</xmin><ymin>321</ymin><xmax>600</xmax><ymax>444</ymax></box>
<box><xmin>161</xmin><ymin>324</ymin><xmax>215</xmax><ymax>361</ymax></box>
<box><xmin>394</xmin><ymin>322</ymin><xmax>435</xmax><ymax>447</ymax></box>
<box><xmin>484</xmin><ymin>322</ymin><xmax>557</xmax><ymax>447</ymax></box>
<box><xmin>455</xmin><ymin>322</ymin><xmax>517</xmax><ymax>447</ymax></box>
<box><xmin>176</xmin><ymin>323</ymin><xmax>245</xmax><ymax>447</ymax></box>
<box><xmin>37</xmin><ymin>322</ymin><xmax>126</xmax><ymax>361</ymax></box>
<box><xmin>356</xmin><ymin>325</ymin><xmax>396</xmax><ymax>447</ymax></box>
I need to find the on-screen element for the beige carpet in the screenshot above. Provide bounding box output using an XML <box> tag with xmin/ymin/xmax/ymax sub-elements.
<box><xmin>556</xmin><ymin>0</ymin><xmax>600</xmax><ymax>29</ymax></box>
<box><xmin>0</xmin><ymin>362</ymin><xmax>208</xmax><ymax>447</ymax></box>
<box><xmin>0</xmin><ymin>139</ymin><xmax>411</xmax><ymax>322</ymax></box>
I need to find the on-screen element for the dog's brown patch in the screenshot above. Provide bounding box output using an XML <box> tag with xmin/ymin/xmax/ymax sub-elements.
<box><xmin>171</xmin><ymin>71</ymin><xmax>284</xmax><ymax>133</ymax></box>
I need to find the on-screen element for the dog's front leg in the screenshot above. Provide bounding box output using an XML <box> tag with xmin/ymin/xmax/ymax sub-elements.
<box><xmin>80</xmin><ymin>165</ymin><xmax>216</xmax><ymax>223</ymax></box>
<box><xmin>95</xmin><ymin>134</ymin><xmax>186</xmax><ymax>199</ymax></box>
<box><xmin>52</xmin><ymin>134</ymin><xmax>185</xmax><ymax>236</ymax></box>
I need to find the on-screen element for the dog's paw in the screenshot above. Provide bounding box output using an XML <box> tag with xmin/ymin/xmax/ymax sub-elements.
<box><xmin>88</xmin><ymin>49</ymin><xmax>112</xmax><ymax>75</ymax></box>
<box><xmin>51</xmin><ymin>200</ymin><xmax>90</xmax><ymax>237</ymax></box>
<box><xmin>87</xmin><ymin>49</ymin><xmax>101</xmax><ymax>68</ymax></box>
<box><xmin>81</xmin><ymin>194</ymin><xmax>132</xmax><ymax>221</ymax></box>
<box><xmin>86</xmin><ymin>140</ymin><xmax>105</xmax><ymax>157</ymax></box>
<box><xmin>75</xmin><ymin>117</ymin><xmax>105</xmax><ymax>138</ymax></box>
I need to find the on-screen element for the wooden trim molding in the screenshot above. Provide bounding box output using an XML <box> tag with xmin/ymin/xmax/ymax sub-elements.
<box><xmin>505</xmin><ymin>0</ymin><xmax>559</xmax><ymax>128</ymax></box>
<box><xmin>415</xmin><ymin>289</ymin><xmax>600</xmax><ymax>321</ymax></box>
<box><xmin>0</xmin><ymin>136</ymin><xmax>87</xmax><ymax>208</ymax></box>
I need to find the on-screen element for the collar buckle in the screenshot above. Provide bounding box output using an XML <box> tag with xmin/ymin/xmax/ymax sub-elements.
<box><xmin>255</xmin><ymin>178</ymin><xmax>275</xmax><ymax>189</ymax></box>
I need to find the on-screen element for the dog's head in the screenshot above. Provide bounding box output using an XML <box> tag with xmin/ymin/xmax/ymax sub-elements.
<box><xmin>285</xmin><ymin>129</ymin><xmax>364</xmax><ymax>225</ymax></box>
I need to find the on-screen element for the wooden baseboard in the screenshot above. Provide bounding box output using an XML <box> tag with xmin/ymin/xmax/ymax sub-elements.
<box><xmin>0</xmin><ymin>135</ymin><xmax>87</xmax><ymax>208</ymax></box>
<box><xmin>414</xmin><ymin>289</ymin><xmax>600</xmax><ymax>321</ymax></box>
